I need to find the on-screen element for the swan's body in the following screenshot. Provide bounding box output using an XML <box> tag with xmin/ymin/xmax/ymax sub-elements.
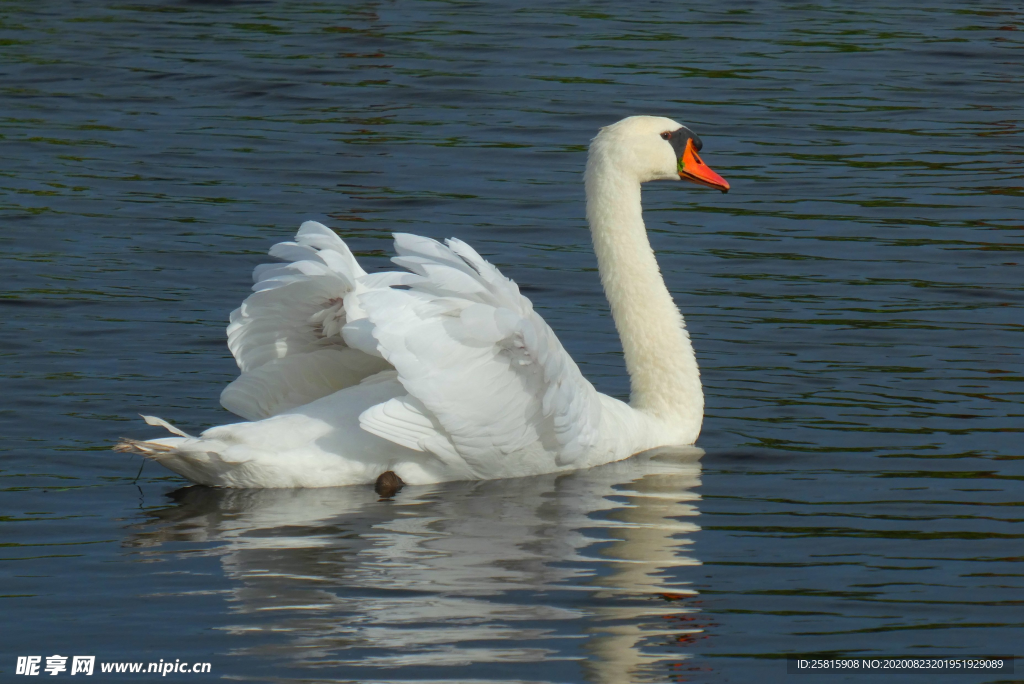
<box><xmin>117</xmin><ymin>116</ymin><xmax>729</xmax><ymax>488</ymax></box>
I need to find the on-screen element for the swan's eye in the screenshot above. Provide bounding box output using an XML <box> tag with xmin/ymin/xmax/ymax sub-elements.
<box><xmin>661</xmin><ymin>131</ymin><xmax>672</xmax><ymax>140</ymax></box>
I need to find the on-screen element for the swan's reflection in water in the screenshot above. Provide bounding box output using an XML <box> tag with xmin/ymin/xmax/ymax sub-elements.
<box><xmin>129</xmin><ymin>447</ymin><xmax>704</xmax><ymax>683</ymax></box>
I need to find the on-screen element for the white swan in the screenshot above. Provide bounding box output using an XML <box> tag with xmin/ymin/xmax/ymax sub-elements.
<box><xmin>116</xmin><ymin>115</ymin><xmax>729</xmax><ymax>488</ymax></box>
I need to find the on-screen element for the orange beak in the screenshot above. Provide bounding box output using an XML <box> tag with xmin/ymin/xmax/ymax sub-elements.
<box><xmin>678</xmin><ymin>139</ymin><xmax>730</xmax><ymax>193</ymax></box>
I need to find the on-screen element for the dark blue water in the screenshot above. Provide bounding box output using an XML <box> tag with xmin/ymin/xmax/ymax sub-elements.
<box><xmin>2</xmin><ymin>2</ymin><xmax>1022</xmax><ymax>682</ymax></box>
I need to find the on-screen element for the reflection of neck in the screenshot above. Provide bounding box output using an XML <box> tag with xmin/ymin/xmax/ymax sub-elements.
<box><xmin>579</xmin><ymin>448</ymin><xmax>704</xmax><ymax>684</ymax></box>
<box><xmin>585</xmin><ymin>154</ymin><xmax>703</xmax><ymax>436</ymax></box>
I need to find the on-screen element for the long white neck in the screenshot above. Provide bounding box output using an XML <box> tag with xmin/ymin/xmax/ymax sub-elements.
<box><xmin>585</xmin><ymin>153</ymin><xmax>703</xmax><ymax>436</ymax></box>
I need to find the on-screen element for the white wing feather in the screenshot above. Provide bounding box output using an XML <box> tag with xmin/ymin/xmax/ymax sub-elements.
<box><xmin>220</xmin><ymin>221</ymin><xmax>390</xmax><ymax>420</ymax></box>
<box><xmin>359</xmin><ymin>233</ymin><xmax>603</xmax><ymax>473</ymax></box>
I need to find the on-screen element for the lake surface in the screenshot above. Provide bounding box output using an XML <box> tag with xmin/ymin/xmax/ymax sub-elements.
<box><xmin>2</xmin><ymin>1</ymin><xmax>1022</xmax><ymax>682</ymax></box>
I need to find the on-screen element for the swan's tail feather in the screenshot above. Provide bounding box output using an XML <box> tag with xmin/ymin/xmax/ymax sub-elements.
<box><xmin>112</xmin><ymin>416</ymin><xmax>251</xmax><ymax>486</ymax></box>
<box><xmin>113</xmin><ymin>438</ymin><xmax>176</xmax><ymax>458</ymax></box>
<box><xmin>113</xmin><ymin>416</ymin><xmax>192</xmax><ymax>459</ymax></box>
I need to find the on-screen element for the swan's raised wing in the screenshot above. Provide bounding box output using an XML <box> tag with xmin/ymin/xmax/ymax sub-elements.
<box><xmin>358</xmin><ymin>234</ymin><xmax>603</xmax><ymax>476</ymax></box>
<box><xmin>220</xmin><ymin>221</ymin><xmax>390</xmax><ymax>421</ymax></box>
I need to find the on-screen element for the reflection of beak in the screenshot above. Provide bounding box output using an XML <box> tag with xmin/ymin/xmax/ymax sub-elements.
<box><xmin>678</xmin><ymin>139</ymin><xmax>730</xmax><ymax>193</ymax></box>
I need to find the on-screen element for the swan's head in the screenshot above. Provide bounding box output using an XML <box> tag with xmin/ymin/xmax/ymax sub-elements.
<box><xmin>588</xmin><ymin>116</ymin><xmax>730</xmax><ymax>193</ymax></box>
